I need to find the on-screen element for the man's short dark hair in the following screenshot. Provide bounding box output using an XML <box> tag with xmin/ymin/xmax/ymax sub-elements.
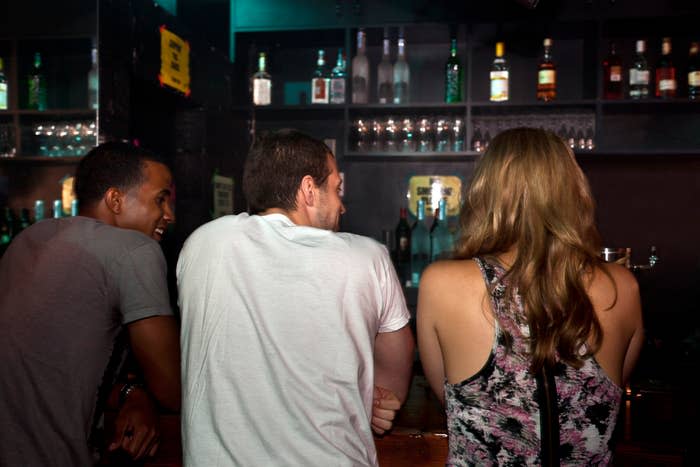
<box><xmin>243</xmin><ymin>129</ymin><xmax>332</xmax><ymax>213</ymax></box>
<box><xmin>74</xmin><ymin>142</ymin><xmax>167</xmax><ymax>208</ymax></box>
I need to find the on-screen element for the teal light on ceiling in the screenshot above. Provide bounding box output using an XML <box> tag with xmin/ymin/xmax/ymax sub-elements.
<box><xmin>156</xmin><ymin>0</ymin><xmax>177</xmax><ymax>16</ymax></box>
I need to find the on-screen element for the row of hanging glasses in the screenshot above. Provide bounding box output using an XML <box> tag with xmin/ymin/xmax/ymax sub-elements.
<box><xmin>350</xmin><ymin>115</ymin><xmax>466</xmax><ymax>153</ymax></box>
<box><xmin>27</xmin><ymin>120</ymin><xmax>97</xmax><ymax>157</ymax></box>
<box><xmin>472</xmin><ymin>112</ymin><xmax>596</xmax><ymax>153</ymax></box>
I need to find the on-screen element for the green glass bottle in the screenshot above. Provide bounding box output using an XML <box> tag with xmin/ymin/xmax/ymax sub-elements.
<box><xmin>430</xmin><ymin>198</ymin><xmax>454</xmax><ymax>262</ymax></box>
<box><xmin>410</xmin><ymin>198</ymin><xmax>430</xmax><ymax>287</ymax></box>
<box><xmin>445</xmin><ymin>39</ymin><xmax>463</xmax><ymax>103</ymax></box>
<box><xmin>0</xmin><ymin>57</ymin><xmax>8</xmax><ymax>110</ymax></box>
<box><xmin>27</xmin><ymin>52</ymin><xmax>47</xmax><ymax>111</ymax></box>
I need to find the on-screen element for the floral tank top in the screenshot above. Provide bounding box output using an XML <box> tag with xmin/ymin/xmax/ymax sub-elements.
<box><xmin>444</xmin><ymin>257</ymin><xmax>623</xmax><ymax>466</ymax></box>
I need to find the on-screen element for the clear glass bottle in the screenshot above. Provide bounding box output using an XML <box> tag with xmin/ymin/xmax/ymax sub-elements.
<box><xmin>252</xmin><ymin>52</ymin><xmax>272</xmax><ymax>106</ymax></box>
<box><xmin>377</xmin><ymin>29</ymin><xmax>393</xmax><ymax>104</ymax></box>
<box><xmin>688</xmin><ymin>41</ymin><xmax>700</xmax><ymax>100</ymax></box>
<box><xmin>330</xmin><ymin>48</ymin><xmax>346</xmax><ymax>104</ymax></box>
<box><xmin>0</xmin><ymin>57</ymin><xmax>7</xmax><ymax>110</ymax></box>
<box><xmin>445</xmin><ymin>38</ymin><xmax>463</xmax><ymax>103</ymax></box>
<box><xmin>88</xmin><ymin>45</ymin><xmax>99</xmax><ymax>109</ymax></box>
<box><xmin>352</xmin><ymin>29</ymin><xmax>369</xmax><ymax>104</ymax></box>
<box><xmin>603</xmin><ymin>41</ymin><xmax>623</xmax><ymax>100</ymax></box>
<box><xmin>430</xmin><ymin>198</ymin><xmax>454</xmax><ymax>262</ymax></box>
<box><xmin>410</xmin><ymin>198</ymin><xmax>430</xmax><ymax>287</ymax></box>
<box><xmin>27</xmin><ymin>52</ymin><xmax>48</xmax><ymax>110</ymax></box>
<box><xmin>393</xmin><ymin>30</ymin><xmax>410</xmax><ymax>104</ymax></box>
<box><xmin>52</xmin><ymin>199</ymin><xmax>63</xmax><ymax>219</ymax></box>
<box><xmin>490</xmin><ymin>41</ymin><xmax>509</xmax><ymax>102</ymax></box>
<box><xmin>655</xmin><ymin>37</ymin><xmax>676</xmax><ymax>98</ymax></box>
<box><xmin>311</xmin><ymin>49</ymin><xmax>329</xmax><ymax>104</ymax></box>
<box><xmin>537</xmin><ymin>38</ymin><xmax>556</xmax><ymax>101</ymax></box>
<box><xmin>629</xmin><ymin>40</ymin><xmax>650</xmax><ymax>99</ymax></box>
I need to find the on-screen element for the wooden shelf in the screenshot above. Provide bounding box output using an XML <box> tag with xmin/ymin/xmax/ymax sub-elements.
<box><xmin>0</xmin><ymin>156</ymin><xmax>83</xmax><ymax>163</ymax></box>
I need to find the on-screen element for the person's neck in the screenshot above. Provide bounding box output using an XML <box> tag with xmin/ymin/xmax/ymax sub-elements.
<box><xmin>260</xmin><ymin>207</ymin><xmax>311</xmax><ymax>227</ymax></box>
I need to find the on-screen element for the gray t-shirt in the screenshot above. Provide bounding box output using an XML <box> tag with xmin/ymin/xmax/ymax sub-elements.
<box><xmin>0</xmin><ymin>217</ymin><xmax>172</xmax><ymax>467</ymax></box>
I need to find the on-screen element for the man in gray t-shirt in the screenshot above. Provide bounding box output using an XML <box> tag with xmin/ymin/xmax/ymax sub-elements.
<box><xmin>0</xmin><ymin>142</ymin><xmax>181</xmax><ymax>466</ymax></box>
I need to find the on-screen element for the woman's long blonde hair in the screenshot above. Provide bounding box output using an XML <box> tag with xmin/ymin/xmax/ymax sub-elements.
<box><xmin>455</xmin><ymin>127</ymin><xmax>606</xmax><ymax>373</ymax></box>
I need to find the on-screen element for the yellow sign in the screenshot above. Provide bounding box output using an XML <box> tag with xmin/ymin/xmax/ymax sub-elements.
<box><xmin>407</xmin><ymin>175</ymin><xmax>463</xmax><ymax>218</ymax></box>
<box><xmin>158</xmin><ymin>26</ymin><xmax>191</xmax><ymax>96</ymax></box>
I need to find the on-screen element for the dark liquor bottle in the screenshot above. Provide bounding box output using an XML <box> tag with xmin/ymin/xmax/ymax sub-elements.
<box><xmin>430</xmin><ymin>199</ymin><xmax>454</xmax><ymax>262</ymax></box>
<box><xmin>27</xmin><ymin>52</ymin><xmax>47</xmax><ymax>110</ymax></box>
<box><xmin>655</xmin><ymin>37</ymin><xmax>676</xmax><ymax>98</ymax></box>
<box><xmin>537</xmin><ymin>38</ymin><xmax>556</xmax><ymax>101</ymax></box>
<box><xmin>394</xmin><ymin>207</ymin><xmax>411</xmax><ymax>286</ymax></box>
<box><xmin>410</xmin><ymin>198</ymin><xmax>430</xmax><ymax>287</ymax></box>
<box><xmin>629</xmin><ymin>40</ymin><xmax>650</xmax><ymax>99</ymax></box>
<box><xmin>445</xmin><ymin>38</ymin><xmax>463</xmax><ymax>103</ymax></box>
<box><xmin>603</xmin><ymin>41</ymin><xmax>623</xmax><ymax>99</ymax></box>
<box><xmin>688</xmin><ymin>42</ymin><xmax>700</xmax><ymax>100</ymax></box>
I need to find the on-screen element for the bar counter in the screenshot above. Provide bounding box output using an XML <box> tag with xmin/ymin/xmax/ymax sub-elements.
<box><xmin>100</xmin><ymin>371</ymin><xmax>691</xmax><ymax>466</ymax></box>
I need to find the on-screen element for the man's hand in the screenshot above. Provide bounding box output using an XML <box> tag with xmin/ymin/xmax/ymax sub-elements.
<box><xmin>371</xmin><ymin>385</ymin><xmax>401</xmax><ymax>435</ymax></box>
<box><xmin>108</xmin><ymin>386</ymin><xmax>161</xmax><ymax>460</ymax></box>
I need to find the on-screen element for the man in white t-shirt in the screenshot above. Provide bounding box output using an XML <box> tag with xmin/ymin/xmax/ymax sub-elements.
<box><xmin>177</xmin><ymin>129</ymin><xmax>414</xmax><ymax>466</ymax></box>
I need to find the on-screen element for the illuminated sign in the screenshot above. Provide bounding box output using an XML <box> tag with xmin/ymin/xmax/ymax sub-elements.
<box><xmin>407</xmin><ymin>175</ymin><xmax>463</xmax><ymax>218</ymax></box>
<box><xmin>158</xmin><ymin>25</ymin><xmax>191</xmax><ymax>96</ymax></box>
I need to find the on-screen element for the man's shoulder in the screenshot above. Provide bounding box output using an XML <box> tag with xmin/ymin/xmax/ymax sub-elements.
<box><xmin>334</xmin><ymin>231</ymin><xmax>387</xmax><ymax>257</ymax></box>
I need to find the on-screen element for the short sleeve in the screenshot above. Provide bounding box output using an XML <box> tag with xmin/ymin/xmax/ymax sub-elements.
<box><xmin>117</xmin><ymin>241</ymin><xmax>172</xmax><ymax>324</ymax></box>
<box><xmin>376</xmin><ymin>245</ymin><xmax>410</xmax><ymax>333</ymax></box>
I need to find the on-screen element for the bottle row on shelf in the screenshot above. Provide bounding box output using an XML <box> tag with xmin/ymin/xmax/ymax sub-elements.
<box><xmin>0</xmin><ymin>199</ymin><xmax>78</xmax><ymax>256</ymax></box>
<box><xmin>250</xmin><ymin>30</ymin><xmax>700</xmax><ymax>107</ymax></box>
<box><xmin>392</xmin><ymin>198</ymin><xmax>454</xmax><ymax>288</ymax></box>
<box><xmin>0</xmin><ymin>48</ymin><xmax>98</xmax><ymax>111</ymax></box>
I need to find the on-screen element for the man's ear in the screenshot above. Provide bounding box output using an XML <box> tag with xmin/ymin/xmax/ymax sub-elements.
<box><xmin>103</xmin><ymin>187</ymin><xmax>124</xmax><ymax>214</ymax></box>
<box><xmin>299</xmin><ymin>175</ymin><xmax>317</xmax><ymax>207</ymax></box>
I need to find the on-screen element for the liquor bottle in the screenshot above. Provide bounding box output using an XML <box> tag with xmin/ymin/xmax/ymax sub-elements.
<box><xmin>70</xmin><ymin>199</ymin><xmax>79</xmax><ymax>217</ymax></box>
<box><xmin>394</xmin><ymin>207</ymin><xmax>411</xmax><ymax>286</ymax></box>
<box><xmin>0</xmin><ymin>57</ymin><xmax>7</xmax><ymax>110</ymax></box>
<box><xmin>377</xmin><ymin>29</ymin><xmax>393</xmax><ymax>104</ymax></box>
<box><xmin>27</xmin><ymin>52</ymin><xmax>48</xmax><ymax>110</ymax></box>
<box><xmin>311</xmin><ymin>49</ymin><xmax>329</xmax><ymax>104</ymax></box>
<box><xmin>655</xmin><ymin>37</ymin><xmax>676</xmax><ymax>98</ymax></box>
<box><xmin>88</xmin><ymin>45</ymin><xmax>98</xmax><ymax>110</ymax></box>
<box><xmin>19</xmin><ymin>208</ymin><xmax>31</xmax><ymax>230</ymax></box>
<box><xmin>0</xmin><ymin>210</ymin><xmax>10</xmax><ymax>257</ymax></box>
<box><xmin>410</xmin><ymin>198</ymin><xmax>430</xmax><ymax>287</ymax></box>
<box><xmin>445</xmin><ymin>38</ymin><xmax>463</xmax><ymax>103</ymax></box>
<box><xmin>393</xmin><ymin>30</ymin><xmax>410</xmax><ymax>104</ymax></box>
<box><xmin>603</xmin><ymin>41</ymin><xmax>623</xmax><ymax>100</ymax></box>
<box><xmin>430</xmin><ymin>198</ymin><xmax>454</xmax><ymax>262</ymax></box>
<box><xmin>489</xmin><ymin>41</ymin><xmax>509</xmax><ymax>102</ymax></box>
<box><xmin>688</xmin><ymin>42</ymin><xmax>700</xmax><ymax>100</ymax></box>
<box><xmin>629</xmin><ymin>40</ymin><xmax>650</xmax><ymax>99</ymax></box>
<box><xmin>330</xmin><ymin>48</ymin><xmax>347</xmax><ymax>104</ymax></box>
<box><xmin>252</xmin><ymin>52</ymin><xmax>272</xmax><ymax>106</ymax></box>
<box><xmin>34</xmin><ymin>200</ymin><xmax>45</xmax><ymax>222</ymax></box>
<box><xmin>537</xmin><ymin>38</ymin><xmax>556</xmax><ymax>101</ymax></box>
<box><xmin>352</xmin><ymin>29</ymin><xmax>370</xmax><ymax>104</ymax></box>
<box><xmin>3</xmin><ymin>207</ymin><xmax>16</xmax><ymax>240</ymax></box>
<box><xmin>52</xmin><ymin>199</ymin><xmax>63</xmax><ymax>219</ymax></box>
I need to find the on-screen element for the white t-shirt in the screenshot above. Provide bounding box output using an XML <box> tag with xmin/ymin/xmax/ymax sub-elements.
<box><xmin>177</xmin><ymin>213</ymin><xmax>410</xmax><ymax>467</ymax></box>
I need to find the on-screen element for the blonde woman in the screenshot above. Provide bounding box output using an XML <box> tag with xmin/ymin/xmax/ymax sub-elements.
<box><xmin>417</xmin><ymin>128</ymin><xmax>643</xmax><ymax>466</ymax></box>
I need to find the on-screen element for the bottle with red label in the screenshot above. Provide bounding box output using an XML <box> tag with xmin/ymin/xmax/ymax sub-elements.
<box><xmin>655</xmin><ymin>37</ymin><xmax>677</xmax><ymax>98</ymax></box>
<box><xmin>603</xmin><ymin>41</ymin><xmax>623</xmax><ymax>99</ymax></box>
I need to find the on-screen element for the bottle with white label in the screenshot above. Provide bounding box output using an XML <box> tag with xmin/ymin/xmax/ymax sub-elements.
<box><xmin>311</xmin><ymin>49</ymin><xmax>330</xmax><ymax>104</ymax></box>
<box><xmin>0</xmin><ymin>58</ymin><xmax>7</xmax><ymax>110</ymax></box>
<box><xmin>629</xmin><ymin>40</ymin><xmax>650</xmax><ymax>99</ymax></box>
<box><xmin>490</xmin><ymin>41</ymin><xmax>509</xmax><ymax>102</ymax></box>
<box><xmin>330</xmin><ymin>48</ymin><xmax>346</xmax><ymax>104</ymax></box>
<box><xmin>252</xmin><ymin>52</ymin><xmax>271</xmax><ymax>106</ymax></box>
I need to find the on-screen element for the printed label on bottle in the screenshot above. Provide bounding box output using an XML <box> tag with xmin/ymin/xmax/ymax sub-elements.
<box><xmin>330</xmin><ymin>78</ymin><xmax>346</xmax><ymax>104</ymax></box>
<box><xmin>0</xmin><ymin>83</ymin><xmax>7</xmax><ymax>110</ymax></box>
<box><xmin>629</xmin><ymin>69</ymin><xmax>650</xmax><ymax>85</ymax></box>
<box><xmin>658</xmin><ymin>79</ymin><xmax>677</xmax><ymax>91</ymax></box>
<box><xmin>489</xmin><ymin>71</ymin><xmax>509</xmax><ymax>101</ymax></box>
<box><xmin>253</xmin><ymin>79</ymin><xmax>271</xmax><ymax>105</ymax></box>
<box><xmin>538</xmin><ymin>69</ymin><xmax>555</xmax><ymax>85</ymax></box>
<box><xmin>610</xmin><ymin>66</ymin><xmax>622</xmax><ymax>82</ymax></box>
<box><xmin>312</xmin><ymin>78</ymin><xmax>329</xmax><ymax>103</ymax></box>
<box><xmin>689</xmin><ymin>71</ymin><xmax>700</xmax><ymax>87</ymax></box>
